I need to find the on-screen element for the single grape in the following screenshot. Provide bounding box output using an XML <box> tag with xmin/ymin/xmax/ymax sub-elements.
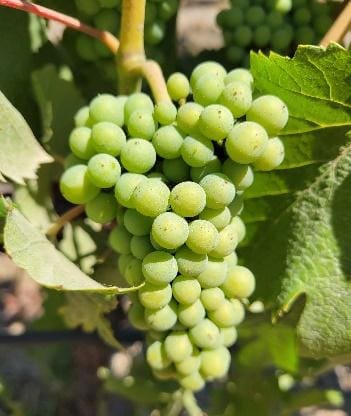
<box><xmin>190</xmin><ymin>157</ymin><xmax>221</xmax><ymax>183</ymax></box>
<box><xmin>128</xmin><ymin>300</ymin><xmax>149</xmax><ymax>331</ymax></box>
<box><xmin>139</xmin><ymin>282</ymin><xmax>172</xmax><ymax>309</ymax></box>
<box><xmin>120</xmin><ymin>139</ymin><xmax>156</xmax><ymax>174</ymax></box>
<box><xmin>123</xmin><ymin>209</ymin><xmax>153</xmax><ymax>236</ymax></box>
<box><xmin>220</xmin><ymin>327</ymin><xmax>238</xmax><ymax>347</ymax></box>
<box><xmin>253</xmin><ymin>25</ymin><xmax>271</xmax><ymax>48</ymax></box>
<box><xmin>266</xmin><ymin>11</ymin><xmax>284</xmax><ymax>28</ymax></box>
<box><xmin>200</xmin><ymin>173</ymin><xmax>235</xmax><ymax>209</ymax></box>
<box><xmin>145</xmin><ymin>300</ymin><xmax>177</xmax><ymax>331</ymax></box>
<box><xmin>74</xmin><ymin>106</ymin><xmax>90</xmax><ymax>127</ymax></box>
<box><xmin>193</xmin><ymin>73</ymin><xmax>225</xmax><ymax>106</ymax></box>
<box><xmin>247</xmin><ymin>95</ymin><xmax>288</xmax><ymax>136</ymax></box>
<box><xmin>245</xmin><ymin>6</ymin><xmax>265</xmax><ymax>27</ymax></box>
<box><xmin>130</xmin><ymin>235</ymin><xmax>154</xmax><ymax>259</ymax></box>
<box><xmin>229</xmin><ymin>298</ymin><xmax>245</xmax><ymax>325</ymax></box>
<box><xmin>132</xmin><ymin>178</ymin><xmax>170</xmax><ymax>217</ymax></box>
<box><xmin>293</xmin><ymin>7</ymin><xmax>311</xmax><ymax>26</ymax></box>
<box><xmin>219</xmin><ymin>81</ymin><xmax>252</xmax><ymax>118</ymax></box>
<box><xmin>169</xmin><ymin>182</ymin><xmax>206</xmax><ymax>218</ymax></box>
<box><xmin>208</xmin><ymin>299</ymin><xmax>238</xmax><ymax>327</ymax></box>
<box><xmin>146</xmin><ymin>340</ymin><xmax>171</xmax><ymax>370</ymax></box>
<box><xmin>190</xmin><ymin>61</ymin><xmax>226</xmax><ymax>89</ymax></box>
<box><xmin>271</xmin><ymin>27</ymin><xmax>293</xmax><ymax>51</ymax></box>
<box><xmin>124</xmin><ymin>93</ymin><xmax>154</xmax><ymax>123</ymax></box>
<box><xmin>198</xmin><ymin>104</ymin><xmax>234</xmax><ymax>142</ymax></box>
<box><xmin>142</xmin><ymin>251</ymin><xmax>178</xmax><ymax>285</ymax></box>
<box><xmin>200</xmin><ymin>347</ymin><xmax>231</xmax><ymax>380</ymax></box>
<box><xmin>60</xmin><ymin>165</ymin><xmax>99</xmax><ymax>204</ymax></box>
<box><xmin>221</xmin><ymin>265</ymin><xmax>255</xmax><ymax>299</ymax></box>
<box><xmin>94</xmin><ymin>9</ymin><xmax>119</xmax><ymax>33</ymax></box>
<box><xmin>224</xmin><ymin>251</ymin><xmax>238</xmax><ymax>268</ymax></box>
<box><xmin>127</xmin><ymin>109</ymin><xmax>156</xmax><ymax>140</ymax></box>
<box><xmin>222</xmin><ymin>159</ymin><xmax>254</xmax><ymax>191</ymax></box>
<box><xmin>145</xmin><ymin>21</ymin><xmax>165</xmax><ymax>45</ymax></box>
<box><xmin>224</xmin><ymin>68</ymin><xmax>253</xmax><ymax>89</ymax></box>
<box><xmin>118</xmin><ymin>253</ymin><xmax>133</xmax><ymax>275</ymax></box>
<box><xmin>164</xmin><ymin>331</ymin><xmax>193</xmax><ymax>362</ymax></box>
<box><xmin>98</xmin><ymin>0</ymin><xmax>120</xmax><ymax>8</ymax></box>
<box><xmin>154</xmin><ymin>101</ymin><xmax>177</xmax><ymax>125</ymax></box>
<box><xmin>108</xmin><ymin>225</ymin><xmax>132</xmax><ymax>255</ymax></box>
<box><xmin>313</xmin><ymin>15</ymin><xmax>332</xmax><ymax>36</ymax></box>
<box><xmin>158</xmin><ymin>0</ymin><xmax>178</xmax><ymax>20</ymax></box>
<box><xmin>151</xmin><ymin>212</ymin><xmax>189</xmax><ymax>250</ymax></box>
<box><xmin>181</xmin><ymin>135</ymin><xmax>214</xmax><ymax>168</ymax></box>
<box><xmin>226</xmin><ymin>45</ymin><xmax>245</xmax><ymax>65</ymax></box>
<box><xmin>189</xmin><ymin>318</ymin><xmax>220</xmax><ymax>349</ymax></box>
<box><xmin>114</xmin><ymin>173</ymin><xmax>147</xmax><ymax>208</ymax></box>
<box><xmin>91</xmin><ymin>122</ymin><xmax>126</xmax><ymax>156</ymax></box>
<box><xmin>75</xmin><ymin>0</ymin><xmax>100</xmax><ymax>15</ymax></box>
<box><xmin>179</xmin><ymin>372</ymin><xmax>205</xmax><ymax>392</ymax></box>
<box><xmin>197</xmin><ymin>257</ymin><xmax>228</xmax><ymax>288</ymax></box>
<box><xmin>85</xmin><ymin>193</ymin><xmax>116</xmax><ymax>224</ymax></box>
<box><xmin>175</xmin><ymin>246</ymin><xmax>208</xmax><ymax>277</ymax></box>
<box><xmin>176</xmin><ymin>102</ymin><xmax>203</xmax><ymax>135</ymax></box>
<box><xmin>217</xmin><ymin>7</ymin><xmax>244</xmax><ymax>29</ymax></box>
<box><xmin>201</xmin><ymin>287</ymin><xmax>225</xmax><ymax>311</ymax></box>
<box><xmin>225</xmin><ymin>121</ymin><xmax>268</xmax><ymax>164</ymax></box>
<box><xmin>210</xmin><ymin>224</ymin><xmax>238</xmax><ymax>258</ymax></box>
<box><xmin>162</xmin><ymin>158</ymin><xmax>190</xmax><ymax>183</ymax></box>
<box><xmin>152</xmin><ymin>125</ymin><xmax>184</xmax><ymax>159</ymax></box>
<box><xmin>233</xmin><ymin>25</ymin><xmax>252</xmax><ymax>47</ymax></box>
<box><xmin>175</xmin><ymin>350</ymin><xmax>201</xmax><ymax>375</ymax></box>
<box><xmin>87</xmin><ymin>154</ymin><xmax>121</xmax><ymax>188</ymax></box>
<box><xmin>172</xmin><ymin>275</ymin><xmax>201</xmax><ymax>305</ymax></box>
<box><xmin>75</xmin><ymin>35</ymin><xmax>98</xmax><ymax>62</ymax></box>
<box><xmin>69</xmin><ymin>127</ymin><xmax>95</xmax><ymax>160</ymax></box>
<box><xmin>275</xmin><ymin>0</ymin><xmax>292</xmax><ymax>13</ymax></box>
<box><xmin>64</xmin><ymin>153</ymin><xmax>85</xmax><ymax>169</ymax></box>
<box><xmin>295</xmin><ymin>26</ymin><xmax>315</xmax><ymax>45</ymax></box>
<box><xmin>186</xmin><ymin>220</ymin><xmax>219</xmax><ymax>255</ymax></box>
<box><xmin>89</xmin><ymin>94</ymin><xmax>125</xmax><ymax>126</ymax></box>
<box><xmin>199</xmin><ymin>207</ymin><xmax>231</xmax><ymax>230</ymax></box>
<box><xmin>230</xmin><ymin>216</ymin><xmax>246</xmax><ymax>243</ymax></box>
<box><xmin>178</xmin><ymin>299</ymin><xmax>206</xmax><ymax>328</ymax></box>
<box><xmin>124</xmin><ymin>257</ymin><xmax>144</xmax><ymax>286</ymax></box>
<box><xmin>167</xmin><ymin>72</ymin><xmax>190</xmax><ymax>101</ymax></box>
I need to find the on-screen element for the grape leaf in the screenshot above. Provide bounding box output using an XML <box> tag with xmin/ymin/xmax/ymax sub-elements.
<box><xmin>0</xmin><ymin>91</ymin><xmax>53</xmax><ymax>184</ymax></box>
<box><xmin>60</xmin><ymin>292</ymin><xmax>121</xmax><ymax>350</ymax></box>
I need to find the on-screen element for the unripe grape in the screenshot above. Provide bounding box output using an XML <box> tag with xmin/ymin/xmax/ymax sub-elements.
<box><xmin>275</xmin><ymin>0</ymin><xmax>292</xmax><ymax>13</ymax></box>
<box><xmin>85</xmin><ymin>193</ymin><xmax>116</xmax><ymax>224</ymax></box>
<box><xmin>179</xmin><ymin>371</ymin><xmax>205</xmax><ymax>392</ymax></box>
<box><xmin>87</xmin><ymin>154</ymin><xmax>121</xmax><ymax>188</ymax></box>
<box><xmin>229</xmin><ymin>298</ymin><xmax>245</xmax><ymax>325</ymax></box>
<box><xmin>210</xmin><ymin>224</ymin><xmax>238</xmax><ymax>258</ymax></box>
<box><xmin>181</xmin><ymin>135</ymin><xmax>214</xmax><ymax>168</ymax></box>
<box><xmin>138</xmin><ymin>282</ymin><xmax>172</xmax><ymax>309</ymax></box>
<box><xmin>94</xmin><ymin>9</ymin><xmax>119</xmax><ymax>33</ymax></box>
<box><xmin>158</xmin><ymin>0</ymin><xmax>178</xmax><ymax>20</ymax></box>
<box><xmin>222</xmin><ymin>159</ymin><xmax>254</xmax><ymax>191</ymax></box>
<box><xmin>225</xmin><ymin>68</ymin><xmax>253</xmax><ymax>89</ymax></box>
<box><xmin>124</xmin><ymin>93</ymin><xmax>154</xmax><ymax>123</ymax></box>
<box><xmin>193</xmin><ymin>73</ymin><xmax>225</xmax><ymax>106</ymax></box>
<box><xmin>154</xmin><ymin>101</ymin><xmax>177</xmax><ymax>125</ymax></box>
<box><xmin>198</xmin><ymin>104</ymin><xmax>234</xmax><ymax>142</ymax></box>
<box><xmin>253</xmin><ymin>25</ymin><xmax>271</xmax><ymax>48</ymax></box>
<box><xmin>167</xmin><ymin>72</ymin><xmax>190</xmax><ymax>101</ymax></box>
<box><xmin>217</xmin><ymin>8</ymin><xmax>244</xmax><ymax>29</ymax></box>
<box><xmin>123</xmin><ymin>209</ymin><xmax>153</xmax><ymax>236</ymax></box>
<box><xmin>132</xmin><ymin>178</ymin><xmax>170</xmax><ymax>217</ymax></box>
<box><xmin>219</xmin><ymin>81</ymin><xmax>252</xmax><ymax>118</ymax></box>
<box><xmin>190</xmin><ymin>61</ymin><xmax>226</xmax><ymax>89</ymax></box>
<box><xmin>152</xmin><ymin>125</ymin><xmax>184</xmax><ymax>159</ymax></box>
<box><xmin>108</xmin><ymin>225</ymin><xmax>132</xmax><ymax>255</ymax></box>
<box><xmin>145</xmin><ymin>300</ymin><xmax>177</xmax><ymax>331</ymax></box>
<box><xmin>91</xmin><ymin>122</ymin><xmax>126</xmax><ymax>156</ymax></box>
<box><xmin>266</xmin><ymin>11</ymin><xmax>284</xmax><ymax>28</ymax></box>
<box><xmin>170</xmin><ymin>182</ymin><xmax>206</xmax><ymax>217</ymax></box>
<box><xmin>145</xmin><ymin>21</ymin><xmax>165</xmax><ymax>45</ymax></box>
<box><xmin>220</xmin><ymin>327</ymin><xmax>238</xmax><ymax>347</ymax></box>
<box><xmin>76</xmin><ymin>35</ymin><xmax>98</xmax><ymax>62</ymax></box>
<box><xmin>164</xmin><ymin>331</ymin><xmax>193</xmax><ymax>362</ymax></box>
<box><xmin>142</xmin><ymin>251</ymin><xmax>178</xmax><ymax>285</ymax></box>
<box><xmin>221</xmin><ymin>265</ymin><xmax>255</xmax><ymax>299</ymax></box>
<box><xmin>60</xmin><ymin>165</ymin><xmax>99</xmax><ymax>204</ymax></box>
<box><xmin>253</xmin><ymin>137</ymin><xmax>285</xmax><ymax>171</ymax></box>
<box><xmin>130</xmin><ymin>235</ymin><xmax>154</xmax><ymax>259</ymax></box>
<box><xmin>200</xmin><ymin>347</ymin><xmax>231</xmax><ymax>380</ymax></box>
<box><xmin>189</xmin><ymin>318</ymin><xmax>220</xmax><ymax>349</ymax></box>
<box><xmin>114</xmin><ymin>173</ymin><xmax>147</xmax><ymax>209</ymax></box>
<box><xmin>199</xmin><ymin>207</ymin><xmax>231</xmax><ymax>230</ymax></box>
<box><xmin>245</xmin><ymin>6</ymin><xmax>265</xmax><ymax>27</ymax></box>
<box><xmin>224</xmin><ymin>252</ymin><xmax>238</xmax><ymax>268</ymax></box>
<box><xmin>117</xmin><ymin>253</ymin><xmax>133</xmax><ymax>275</ymax></box>
<box><xmin>175</xmin><ymin>350</ymin><xmax>201</xmax><ymax>375</ymax></box>
<box><xmin>226</xmin><ymin>45</ymin><xmax>244</xmax><ymax>65</ymax></box>
<box><xmin>127</xmin><ymin>109</ymin><xmax>156</xmax><ymax>140</ymax></box>
<box><xmin>293</xmin><ymin>7</ymin><xmax>311</xmax><ymax>26</ymax></box>
<box><xmin>197</xmin><ymin>257</ymin><xmax>228</xmax><ymax>288</ymax></box>
<box><xmin>152</xmin><ymin>212</ymin><xmax>189</xmax><ymax>250</ymax></box>
<box><xmin>233</xmin><ymin>25</ymin><xmax>252</xmax><ymax>47</ymax></box>
<box><xmin>186</xmin><ymin>220</ymin><xmax>219</xmax><ymax>254</ymax></box>
<box><xmin>190</xmin><ymin>157</ymin><xmax>222</xmax><ymax>183</ymax></box>
<box><xmin>208</xmin><ymin>299</ymin><xmax>239</xmax><ymax>327</ymax></box>
<box><xmin>124</xmin><ymin>257</ymin><xmax>144</xmax><ymax>286</ymax></box>
<box><xmin>230</xmin><ymin>216</ymin><xmax>246</xmax><ymax>243</ymax></box>
<box><xmin>271</xmin><ymin>27</ymin><xmax>293</xmax><ymax>51</ymax></box>
<box><xmin>146</xmin><ymin>340</ymin><xmax>171</xmax><ymax>370</ymax></box>
<box><xmin>178</xmin><ymin>299</ymin><xmax>206</xmax><ymax>327</ymax></box>
<box><xmin>89</xmin><ymin>94</ymin><xmax>125</xmax><ymax>126</ymax></box>
<box><xmin>200</xmin><ymin>173</ymin><xmax>235</xmax><ymax>209</ymax></box>
<box><xmin>201</xmin><ymin>287</ymin><xmax>225</xmax><ymax>311</ymax></box>
<box><xmin>128</xmin><ymin>300</ymin><xmax>149</xmax><ymax>330</ymax></box>
<box><xmin>175</xmin><ymin>246</ymin><xmax>208</xmax><ymax>277</ymax></box>
<box><xmin>162</xmin><ymin>158</ymin><xmax>190</xmax><ymax>183</ymax></box>
<box><xmin>295</xmin><ymin>26</ymin><xmax>315</xmax><ymax>45</ymax></box>
<box><xmin>74</xmin><ymin>106</ymin><xmax>90</xmax><ymax>127</ymax></box>
<box><xmin>172</xmin><ymin>275</ymin><xmax>201</xmax><ymax>305</ymax></box>
<box><xmin>120</xmin><ymin>139</ymin><xmax>156</xmax><ymax>174</ymax></box>
<box><xmin>176</xmin><ymin>102</ymin><xmax>203</xmax><ymax>135</ymax></box>
<box><xmin>69</xmin><ymin>127</ymin><xmax>95</xmax><ymax>160</ymax></box>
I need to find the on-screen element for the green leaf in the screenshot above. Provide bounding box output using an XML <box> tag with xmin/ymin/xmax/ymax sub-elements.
<box><xmin>32</xmin><ymin>65</ymin><xmax>85</xmax><ymax>156</ymax></box>
<box><xmin>60</xmin><ymin>292</ymin><xmax>121</xmax><ymax>349</ymax></box>
<box><xmin>0</xmin><ymin>91</ymin><xmax>53</xmax><ymax>184</ymax></box>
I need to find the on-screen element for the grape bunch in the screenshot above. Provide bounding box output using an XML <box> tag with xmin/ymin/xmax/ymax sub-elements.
<box><xmin>60</xmin><ymin>61</ymin><xmax>288</xmax><ymax>391</ymax></box>
<box><xmin>217</xmin><ymin>0</ymin><xmax>335</xmax><ymax>68</ymax></box>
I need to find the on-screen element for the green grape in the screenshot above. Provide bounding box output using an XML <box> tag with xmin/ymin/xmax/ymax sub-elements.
<box><xmin>98</xmin><ymin>0</ymin><xmax>120</xmax><ymax>7</ymax></box>
<box><xmin>124</xmin><ymin>93</ymin><xmax>154</xmax><ymax>123</ymax></box>
<box><xmin>178</xmin><ymin>299</ymin><xmax>206</xmax><ymax>327</ymax></box>
<box><xmin>175</xmin><ymin>246</ymin><xmax>208</xmax><ymax>278</ymax></box>
<box><xmin>74</xmin><ymin>106</ymin><xmax>90</xmax><ymax>127</ymax></box>
<box><xmin>247</xmin><ymin>95</ymin><xmax>288</xmax><ymax>137</ymax></box>
<box><xmin>94</xmin><ymin>9</ymin><xmax>119</xmax><ymax>33</ymax></box>
<box><xmin>123</xmin><ymin>209</ymin><xmax>153</xmax><ymax>236</ymax></box>
<box><xmin>121</xmin><ymin>139</ymin><xmax>156</xmax><ymax>174</ymax></box>
<box><xmin>145</xmin><ymin>300</ymin><xmax>177</xmax><ymax>331</ymax></box>
<box><xmin>154</xmin><ymin>101</ymin><xmax>177</xmax><ymax>125</ymax></box>
<box><xmin>224</xmin><ymin>68</ymin><xmax>253</xmax><ymax>89</ymax></box>
<box><xmin>109</xmin><ymin>225</ymin><xmax>132</xmax><ymax>255</ymax></box>
<box><xmin>169</xmin><ymin>182</ymin><xmax>206</xmax><ymax>217</ymax></box>
<box><xmin>200</xmin><ymin>347</ymin><xmax>231</xmax><ymax>380</ymax></box>
<box><xmin>167</xmin><ymin>72</ymin><xmax>190</xmax><ymax>101</ymax></box>
<box><xmin>199</xmin><ymin>207</ymin><xmax>231</xmax><ymax>230</ymax></box>
<box><xmin>127</xmin><ymin>109</ymin><xmax>156</xmax><ymax>140</ymax></box>
<box><xmin>138</xmin><ymin>282</ymin><xmax>172</xmax><ymax>309</ymax></box>
<box><xmin>145</xmin><ymin>21</ymin><xmax>165</xmax><ymax>45</ymax></box>
<box><xmin>193</xmin><ymin>74</ymin><xmax>225</xmax><ymax>106</ymax></box>
<box><xmin>181</xmin><ymin>135</ymin><xmax>214</xmax><ymax>168</ymax></box>
<box><xmin>210</xmin><ymin>224</ymin><xmax>238</xmax><ymax>258</ymax></box>
<box><xmin>293</xmin><ymin>7</ymin><xmax>311</xmax><ymax>26</ymax></box>
<box><xmin>221</xmin><ymin>265</ymin><xmax>255</xmax><ymax>299</ymax></box>
<box><xmin>142</xmin><ymin>251</ymin><xmax>178</xmax><ymax>284</ymax></box>
<box><xmin>190</xmin><ymin>157</ymin><xmax>221</xmax><ymax>183</ymax></box>
<box><xmin>189</xmin><ymin>318</ymin><xmax>220</xmax><ymax>349</ymax></box>
<box><xmin>91</xmin><ymin>122</ymin><xmax>126</xmax><ymax>156</ymax></box>
<box><xmin>220</xmin><ymin>327</ymin><xmax>238</xmax><ymax>347</ymax></box>
<box><xmin>197</xmin><ymin>257</ymin><xmax>228</xmax><ymax>288</ymax></box>
<box><xmin>245</xmin><ymin>6</ymin><xmax>265</xmax><ymax>27</ymax></box>
<box><xmin>89</xmin><ymin>94</ymin><xmax>125</xmax><ymax>126</ymax></box>
<box><xmin>198</xmin><ymin>104</ymin><xmax>234</xmax><ymax>142</ymax></box>
<box><xmin>69</xmin><ymin>126</ymin><xmax>95</xmax><ymax>160</ymax></box>
<box><xmin>179</xmin><ymin>371</ymin><xmax>205</xmax><ymax>392</ymax></box>
<box><xmin>146</xmin><ymin>340</ymin><xmax>171</xmax><ymax>370</ymax></box>
<box><xmin>148</xmin><ymin>171</ymin><xmax>167</xmax><ymax>182</ymax></box>
<box><xmin>60</xmin><ymin>165</ymin><xmax>99</xmax><ymax>204</ymax></box>
<box><xmin>229</xmin><ymin>298</ymin><xmax>245</xmax><ymax>325</ymax></box>
<box><xmin>295</xmin><ymin>26</ymin><xmax>315</xmax><ymax>45</ymax></box>
<box><xmin>175</xmin><ymin>350</ymin><xmax>201</xmax><ymax>375</ymax></box>
<box><xmin>233</xmin><ymin>25</ymin><xmax>252</xmax><ymax>47</ymax></box>
<box><xmin>313</xmin><ymin>15</ymin><xmax>332</xmax><ymax>36</ymax></box>
<box><xmin>132</xmin><ymin>178</ymin><xmax>170</xmax><ymax>217</ymax></box>
<box><xmin>162</xmin><ymin>158</ymin><xmax>190</xmax><ymax>183</ymax></box>
<box><xmin>114</xmin><ymin>173</ymin><xmax>147</xmax><ymax>208</ymax></box>
<box><xmin>64</xmin><ymin>153</ymin><xmax>85</xmax><ymax>169</ymax></box>
<box><xmin>222</xmin><ymin>159</ymin><xmax>254</xmax><ymax>191</ymax></box>
<box><xmin>172</xmin><ymin>275</ymin><xmax>201</xmax><ymax>305</ymax></box>
<box><xmin>176</xmin><ymin>102</ymin><xmax>203</xmax><ymax>135</ymax></box>
<box><xmin>152</xmin><ymin>125</ymin><xmax>184</xmax><ymax>159</ymax></box>
<box><xmin>200</xmin><ymin>287</ymin><xmax>225</xmax><ymax>311</ymax></box>
<box><xmin>75</xmin><ymin>0</ymin><xmax>99</xmax><ymax>15</ymax></box>
<box><xmin>190</xmin><ymin>61</ymin><xmax>226</xmax><ymax>89</ymax></box>
<box><xmin>217</xmin><ymin>7</ymin><xmax>244</xmax><ymax>29</ymax></box>
<box><xmin>208</xmin><ymin>299</ymin><xmax>238</xmax><ymax>327</ymax></box>
<box><xmin>87</xmin><ymin>154</ymin><xmax>121</xmax><ymax>188</ymax></box>
<box><xmin>253</xmin><ymin>25</ymin><xmax>271</xmax><ymax>48</ymax></box>
<box><xmin>186</xmin><ymin>220</ymin><xmax>219</xmax><ymax>255</ymax></box>
<box><xmin>128</xmin><ymin>300</ymin><xmax>149</xmax><ymax>330</ymax></box>
<box><xmin>271</xmin><ymin>27</ymin><xmax>293</xmax><ymax>51</ymax></box>
<box><xmin>275</xmin><ymin>0</ymin><xmax>292</xmax><ymax>13</ymax></box>
<box><xmin>130</xmin><ymin>235</ymin><xmax>154</xmax><ymax>259</ymax></box>
<box><xmin>158</xmin><ymin>0</ymin><xmax>178</xmax><ymax>20</ymax></box>
<box><xmin>124</xmin><ymin>257</ymin><xmax>144</xmax><ymax>286</ymax></box>
<box><xmin>85</xmin><ymin>193</ymin><xmax>116</xmax><ymax>224</ymax></box>
<box><xmin>224</xmin><ymin>251</ymin><xmax>238</xmax><ymax>268</ymax></box>
<box><xmin>226</xmin><ymin>45</ymin><xmax>245</xmax><ymax>65</ymax></box>
<box><xmin>266</xmin><ymin>11</ymin><xmax>284</xmax><ymax>28</ymax></box>
<box><xmin>118</xmin><ymin>253</ymin><xmax>133</xmax><ymax>275</ymax></box>
<box><xmin>228</xmin><ymin>195</ymin><xmax>244</xmax><ymax>217</ymax></box>
<box><xmin>76</xmin><ymin>35</ymin><xmax>98</xmax><ymax>61</ymax></box>
<box><xmin>225</xmin><ymin>121</ymin><xmax>269</xmax><ymax>164</ymax></box>
<box><xmin>164</xmin><ymin>331</ymin><xmax>193</xmax><ymax>362</ymax></box>
<box><xmin>200</xmin><ymin>173</ymin><xmax>235</xmax><ymax>209</ymax></box>
<box><xmin>93</xmin><ymin>39</ymin><xmax>111</xmax><ymax>58</ymax></box>
<box><xmin>219</xmin><ymin>81</ymin><xmax>252</xmax><ymax>118</ymax></box>
<box><xmin>152</xmin><ymin>212</ymin><xmax>189</xmax><ymax>250</ymax></box>
<box><xmin>230</xmin><ymin>216</ymin><xmax>246</xmax><ymax>242</ymax></box>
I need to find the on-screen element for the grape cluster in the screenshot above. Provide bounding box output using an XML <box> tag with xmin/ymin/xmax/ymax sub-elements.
<box><xmin>217</xmin><ymin>0</ymin><xmax>335</xmax><ymax>67</ymax></box>
<box><xmin>60</xmin><ymin>61</ymin><xmax>288</xmax><ymax>391</ymax></box>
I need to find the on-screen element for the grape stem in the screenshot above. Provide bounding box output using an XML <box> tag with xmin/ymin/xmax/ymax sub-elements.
<box><xmin>0</xmin><ymin>0</ymin><xmax>119</xmax><ymax>54</ymax></box>
<box><xmin>320</xmin><ymin>0</ymin><xmax>351</xmax><ymax>47</ymax></box>
<box><xmin>182</xmin><ymin>390</ymin><xmax>203</xmax><ymax>416</ymax></box>
<box><xmin>138</xmin><ymin>60</ymin><xmax>171</xmax><ymax>103</ymax></box>
<box><xmin>46</xmin><ymin>204</ymin><xmax>85</xmax><ymax>237</ymax></box>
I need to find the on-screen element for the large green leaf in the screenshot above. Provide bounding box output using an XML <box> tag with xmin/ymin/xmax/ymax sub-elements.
<box><xmin>0</xmin><ymin>91</ymin><xmax>53</xmax><ymax>184</ymax></box>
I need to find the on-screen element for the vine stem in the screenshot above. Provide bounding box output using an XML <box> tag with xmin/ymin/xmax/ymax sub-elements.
<box><xmin>320</xmin><ymin>1</ymin><xmax>351</xmax><ymax>47</ymax></box>
<box><xmin>46</xmin><ymin>204</ymin><xmax>85</xmax><ymax>237</ymax></box>
<box><xmin>0</xmin><ymin>0</ymin><xmax>119</xmax><ymax>54</ymax></box>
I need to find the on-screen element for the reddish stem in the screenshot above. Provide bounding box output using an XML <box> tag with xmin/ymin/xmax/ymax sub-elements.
<box><xmin>0</xmin><ymin>0</ymin><xmax>119</xmax><ymax>53</ymax></box>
